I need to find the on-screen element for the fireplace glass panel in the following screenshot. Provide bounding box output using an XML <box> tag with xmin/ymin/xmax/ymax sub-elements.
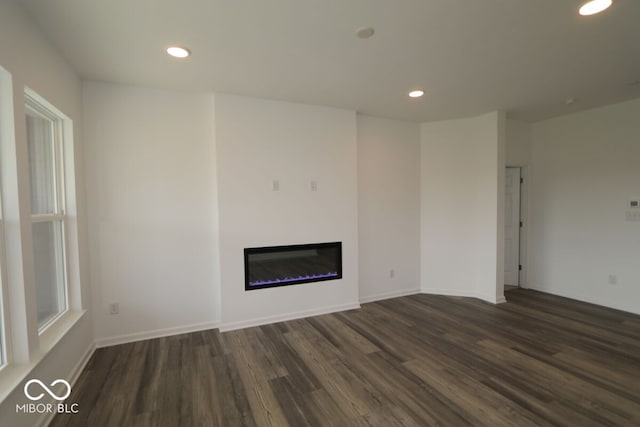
<box><xmin>244</xmin><ymin>242</ymin><xmax>342</xmax><ymax>290</ymax></box>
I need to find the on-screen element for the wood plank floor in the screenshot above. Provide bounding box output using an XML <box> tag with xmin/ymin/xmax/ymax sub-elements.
<box><xmin>51</xmin><ymin>289</ymin><xmax>640</xmax><ymax>426</ymax></box>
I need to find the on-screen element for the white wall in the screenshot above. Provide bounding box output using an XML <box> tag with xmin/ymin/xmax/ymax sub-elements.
<box><xmin>420</xmin><ymin>112</ymin><xmax>506</xmax><ymax>303</ymax></box>
<box><xmin>0</xmin><ymin>1</ymin><xmax>92</xmax><ymax>425</ymax></box>
<box><xmin>215</xmin><ymin>94</ymin><xmax>359</xmax><ymax>330</ymax></box>
<box><xmin>530</xmin><ymin>98</ymin><xmax>640</xmax><ymax>314</ymax></box>
<box><xmin>357</xmin><ymin>115</ymin><xmax>420</xmax><ymax>302</ymax></box>
<box><xmin>83</xmin><ymin>83</ymin><xmax>220</xmax><ymax>345</ymax></box>
<box><xmin>506</xmin><ymin>119</ymin><xmax>531</xmax><ymax>167</ymax></box>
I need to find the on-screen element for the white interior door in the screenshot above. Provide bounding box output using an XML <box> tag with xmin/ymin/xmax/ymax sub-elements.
<box><xmin>504</xmin><ymin>167</ymin><xmax>521</xmax><ymax>286</ymax></box>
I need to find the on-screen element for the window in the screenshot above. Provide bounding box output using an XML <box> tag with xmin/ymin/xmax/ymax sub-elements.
<box><xmin>0</xmin><ymin>185</ymin><xmax>8</xmax><ymax>368</ymax></box>
<box><xmin>0</xmin><ymin>223</ymin><xmax>5</xmax><ymax>368</ymax></box>
<box><xmin>0</xmin><ymin>73</ymin><xmax>83</xmax><ymax>397</ymax></box>
<box><xmin>0</xmin><ymin>194</ymin><xmax>10</xmax><ymax>369</ymax></box>
<box><xmin>25</xmin><ymin>95</ymin><xmax>68</xmax><ymax>331</ymax></box>
<box><xmin>0</xmin><ymin>309</ymin><xmax>3</xmax><ymax>367</ymax></box>
<box><xmin>0</xmin><ymin>67</ymin><xmax>10</xmax><ymax>368</ymax></box>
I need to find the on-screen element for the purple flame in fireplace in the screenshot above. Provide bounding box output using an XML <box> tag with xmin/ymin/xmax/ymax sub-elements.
<box><xmin>249</xmin><ymin>271</ymin><xmax>339</xmax><ymax>287</ymax></box>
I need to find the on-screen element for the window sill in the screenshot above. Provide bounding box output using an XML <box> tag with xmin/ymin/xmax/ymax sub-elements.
<box><xmin>0</xmin><ymin>309</ymin><xmax>86</xmax><ymax>404</ymax></box>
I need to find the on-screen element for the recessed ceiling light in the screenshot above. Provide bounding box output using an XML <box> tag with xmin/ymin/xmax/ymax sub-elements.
<box><xmin>356</xmin><ymin>27</ymin><xmax>375</xmax><ymax>39</ymax></box>
<box><xmin>579</xmin><ymin>0</ymin><xmax>612</xmax><ymax>16</ymax></box>
<box><xmin>166</xmin><ymin>46</ymin><xmax>191</xmax><ymax>58</ymax></box>
<box><xmin>409</xmin><ymin>90</ymin><xmax>425</xmax><ymax>98</ymax></box>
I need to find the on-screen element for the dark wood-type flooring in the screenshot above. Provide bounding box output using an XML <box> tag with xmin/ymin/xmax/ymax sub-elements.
<box><xmin>51</xmin><ymin>289</ymin><xmax>640</xmax><ymax>426</ymax></box>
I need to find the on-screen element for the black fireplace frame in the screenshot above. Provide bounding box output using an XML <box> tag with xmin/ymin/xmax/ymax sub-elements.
<box><xmin>244</xmin><ymin>242</ymin><xmax>342</xmax><ymax>291</ymax></box>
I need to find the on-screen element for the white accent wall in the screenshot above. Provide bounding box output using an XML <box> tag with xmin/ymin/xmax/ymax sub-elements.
<box><xmin>530</xmin><ymin>98</ymin><xmax>640</xmax><ymax>315</ymax></box>
<box><xmin>420</xmin><ymin>112</ymin><xmax>506</xmax><ymax>303</ymax></box>
<box><xmin>357</xmin><ymin>115</ymin><xmax>420</xmax><ymax>302</ymax></box>
<box><xmin>83</xmin><ymin>83</ymin><xmax>220</xmax><ymax>345</ymax></box>
<box><xmin>215</xmin><ymin>94</ymin><xmax>360</xmax><ymax>330</ymax></box>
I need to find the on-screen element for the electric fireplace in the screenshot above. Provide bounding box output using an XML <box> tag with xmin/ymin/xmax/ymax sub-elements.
<box><xmin>244</xmin><ymin>242</ymin><xmax>342</xmax><ymax>290</ymax></box>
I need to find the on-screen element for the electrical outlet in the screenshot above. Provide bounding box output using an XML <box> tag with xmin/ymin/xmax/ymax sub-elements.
<box><xmin>390</xmin><ymin>269</ymin><xmax>395</xmax><ymax>278</ymax></box>
<box><xmin>608</xmin><ymin>274</ymin><xmax>617</xmax><ymax>285</ymax></box>
<box><xmin>109</xmin><ymin>302</ymin><xmax>120</xmax><ymax>315</ymax></box>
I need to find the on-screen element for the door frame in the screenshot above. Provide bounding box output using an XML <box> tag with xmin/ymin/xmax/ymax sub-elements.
<box><xmin>517</xmin><ymin>166</ymin><xmax>528</xmax><ymax>288</ymax></box>
<box><xmin>505</xmin><ymin>165</ymin><xmax>528</xmax><ymax>289</ymax></box>
<box><xmin>505</xmin><ymin>167</ymin><xmax>521</xmax><ymax>287</ymax></box>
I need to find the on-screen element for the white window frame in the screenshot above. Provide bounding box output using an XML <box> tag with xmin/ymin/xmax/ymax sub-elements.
<box><xmin>0</xmin><ymin>181</ymin><xmax>11</xmax><ymax>370</ymax></box>
<box><xmin>25</xmin><ymin>91</ymin><xmax>71</xmax><ymax>333</ymax></box>
<box><xmin>0</xmin><ymin>74</ymin><xmax>86</xmax><ymax>404</ymax></box>
<box><xmin>0</xmin><ymin>67</ymin><xmax>12</xmax><ymax>371</ymax></box>
<box><xmin>0</xmin><ymin>166</ymin><xmax>8</xmax><ymax>370</ymax></box>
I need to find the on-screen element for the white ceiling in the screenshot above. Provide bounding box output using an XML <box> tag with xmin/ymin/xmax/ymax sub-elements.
<box><xmin>21</xmin><ymin>0</ymin><xmax>640</xmax><ymax>122</ymax></box>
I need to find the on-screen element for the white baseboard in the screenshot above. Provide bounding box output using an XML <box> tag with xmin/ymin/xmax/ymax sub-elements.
<box><xmin>527</xmin><ymin>286</ymin><xmax>640</xmax><ymax>316</ymax></box>
<box><xmin>421</xmin><ymin>288</ymin><xmax>505</xmax><ymax>305</ymax></box>
<box><xmin>94</xmin><ymin>288</ymin><xmax>513</xmax><ymax>348</ymax></box>
<box><xmin>95</xmin><ymin>321</ymin><xmax>218</xmax><ymax>348</ymax></box>
<box><xmin>359</xmin><ymin>288</ymin><xmax>420</xmax><ymax>304</ymax></box>
<box><xmin>97</xmin><ymin>302</ymin><xmax>363</xmax><ymax>344</ymax></box>
<box><xmin>67</xmin><ymin>343</ymin><xmax>96</xmax><ymax>387</ymax></box>
<box><xmin>219</xmin><ymin>302</ymin><xmax>361</xmax><ymax>332</ymax></box>
<box><xmin>421</xmin><ymin>288</ymin><xmax>484</xmax><ymax>299</ymax></box>
<box><xmin>37</xmin><ymin>343</ymin><xmax>95</xmax><ymax>427</ymax></box>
